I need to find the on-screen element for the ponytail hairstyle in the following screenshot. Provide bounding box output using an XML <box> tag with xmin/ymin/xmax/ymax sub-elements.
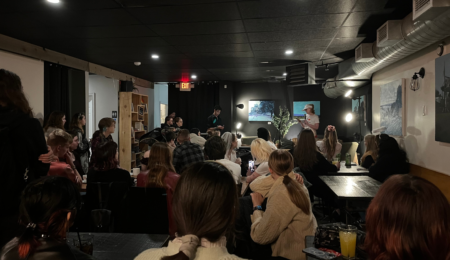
<box><xmin>69</xmin><ymin>112</ymin><xmax>85</xmax><ymax>134</ymax></box>
<box><xmin>268</xmin><ymin>150</ymin><xmax>311</xmax><ymax>215</ymax></box>
<box><xmin>18</xmin><ymin>176</ymin><xmax>81</xmax><ymax>258</ymax></box>
<box><xmin>44</xmin><ymin>111</ymin><xmax>65</xmax><ymax>132</ymax></box>
<box><xmin>0</xmin><ymin>69</ymin><xmax>33</xmax><ymax>116</ymax></box>
<box><xmin>322</xmin><ymin>125</ymin><xmax>338</xmax><ymax>161</ymax></box>
<box><xmin>146</xmin><ymin>143</ymin><xmax>176</xmax><ymax>188</ymax></box>
<box><xmin>162</xmin><ymin>162</ymin><xmax>238</xmax><ymax>260</ymax></box>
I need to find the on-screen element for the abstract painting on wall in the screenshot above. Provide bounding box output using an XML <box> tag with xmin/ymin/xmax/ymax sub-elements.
<box><xmin>435</xmin><ymin>54</ymin><xmax>450</xmax><ymax>143</ymax></box>
<box><xmin>380</xmin><ymin>79</ymin><xmax>406</xmax><ymax>136</ymax></box>
<box><xmin>352</xmin><ymin>95</ymin><xmax>366</xmax><ymax>122</ymax></box>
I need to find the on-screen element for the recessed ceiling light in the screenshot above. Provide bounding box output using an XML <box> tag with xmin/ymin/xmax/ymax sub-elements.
<box><xmin>260</xmin><ymin>61</ymin><xmax>270</xmax><ymax>64</ymax></box>
<box><xmin>285</xmin><ymin>50</ymin><xmax>293</xmax><ymax>55</ymax></box>
<box><xmin>47</xmin><ymin>0</ymin><xmax>60</xmax><ymax>3</ymax></box>
<box><xmin>151</xmin><ymin>54</ymin><xmax>159</xmax><ymax>59</ymax></box>
<box><xmin>191</xmin><ymin>75</ymin><xmax>197</xmax><ymax>79</ymax></box>
<box><xmin>283</xmin><ymin>73</ymin><xmax>287</xmax><ymax>76</ymax></box>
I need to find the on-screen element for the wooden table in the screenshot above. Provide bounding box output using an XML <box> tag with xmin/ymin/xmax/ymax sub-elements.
<box><xmin>67</xmin><ymin>233</ymin><xmax>169</xmax><ymax>260</ymax></box>
<box><xmin>327</xmin><ymin>161</ymin><xmax>369</xmax><ymax>176</ymax></box>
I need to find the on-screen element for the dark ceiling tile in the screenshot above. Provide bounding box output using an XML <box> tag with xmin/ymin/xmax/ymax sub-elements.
<box><xmin>186</xmin><ymin>52</ymin><xmax>254</xmax><ymax>58</ymax></box>
<box><xmin>119</xmin><ymin>0</ymin><xmax>235</xmax><ymax>7</ymax></box>
<box><xmin>247</xmin><ymin>28</ymin><xmax>337</xmax><ymax>43</ymax></box>
<box><xmin>353</xmin><ymin>0</ymin><xmax>390</xmax><ymax>12</ymax></box>
<box><xmin>26</xmin><ymin>9</ymin><xmax>140</xmax><ymax>27</ymax></box>
<box><xmin>0</xmin><ymin>27</ymin><xmax>72</xmax><ymax>42</ymax></box>
<box><xmin>0</xmin><ymin>13</ymin><xmax>46</xmax><ymax>28</ymax></box>
<box><xmin>177</xmin><ymin>44</ymin><xmax>251</xmax><ymax>53</ymax></box>
<box><xmin>343</xmin><ymin>12</ymin><xmax>375</xmax><ymax>27</ymax></box>
<box><xmin>238</xmin><ymin>0</ymin><xmax>357</xmax><ymax>19</ymax></box>
<box><xmin>0</xmin><ymin>0</ymin><xmax>120</xmax><ymax>12</ymax></box>
<box><xmin>336</xmin><ymin>27</ymin><xmax>362</xmax><ymax>38</ymax></box>
<box><xmin>163</xmin><ymin>33</ymin><xmax>248</xmax><ymax>45</ymax></box>
<box><xmin>128</xmin><ymin>2</ymin><xmax>240</xmax><ymax>24</ymax></box>
<box><xmin>322</xmin><ymin>38</ymin><xmax>365</xmax><ymax>59</ymax></box>
<box><xmin>87</xmin><ymin>37</ymin><xmax>168</xmax><ymax>48</ymax></box>
<box><xmin>251</xmin><ymin>40</ymin><xmax>331</xmax><ymax>51</ymax></box>
<box><xmin>244</xmin><ymin>14</ymin><xmax>347</xmax><ymax>32</ymax></box>
<box><xmin>69</xmin><ymin>25</ymin><xmax>156</xmax><ymax>38</ymax></box>
<box><xmin>149</xmin><ymin>20</ymin><xmax>245</xmax><ymax>36</ymax></box>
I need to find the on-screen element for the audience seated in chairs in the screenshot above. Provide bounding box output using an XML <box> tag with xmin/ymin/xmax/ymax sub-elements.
<box><xmin>189</xmin><ymin>128</ymin><xmax>207</xmax><ymax>148</ymax></box>
<box><xmin>172</xmin><ymin>129</ymin><xmax>204</xmax><ymax>173</ymax></box>
<box><xmin>246</xmin><ymin>138</ymin><xmax>273</xmax><ymax>183</ymax></box>
<box><xmin>249</xmin><ymin>150</ymin><xmax>317</xmax><ymax>260</ymax></box>
<box><xmin>43</xmin><ymin>110</ymin><xmax>66</xmax><ymax>139</ymax></box>
<box><xmin>87</xmin><ymin>141</ymin><xmax>132</xmax><ymax>186</ymax></box>
<box><xmin>135</xmin><ymin>161</ymin><xmax>244</xmax><ymax>260</ymax></box>
<box><xmin>47</xmin><ymin>129</ymin><xmax>82</xmax><ymax>187</ymax></box>
<box><xmin>365</xmin><ymin>174</ymin><xmax>450</xmax><ymax>260</ymax></box>
<box><xmin>222</xmin><ymin>132</ymin><xmax>241</xmax><ymax>165</ymax></box>
<box><xmin>204</xmin><ymin>136</ymin><xmax>241</xmax><ymax>184</ymax></box>
<box><xmin>368</xmin><ymin>134</ymin><xmax>409</xmax><ymax>182</ymax></box>
<box><xmin>257</xmin><ymin>127</ymin><xmax>277</xmax><ymax>150</ymax></box>
<box><xmin>90</xmin><ymin>118</ymin><xmax>115</xmax><ymax>169</ymax></box>
<box><xmin>137</xmin><ymin>142</ymin><xmax>180</xmax><ymax>237</ymax></box>
<box><xmin>0</xmin><ymin>176</ymin><xmax>94</xmax><ymax>260</ymax></box>
<box><xmin>360</xmin><ymin>134</ymin><xmax>378</xmax><ymax>169</ymax></box>
<box><xmin>316</xmin><ymin>125</ymin><xmax>342</xmax><ymax>161</ymax></box>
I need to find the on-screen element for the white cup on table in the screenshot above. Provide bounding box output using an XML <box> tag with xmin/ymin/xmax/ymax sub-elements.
<box><xmin>133</xmin><ymin>168</ymin><xmax>140</xmax><ymax>176</ymax></box>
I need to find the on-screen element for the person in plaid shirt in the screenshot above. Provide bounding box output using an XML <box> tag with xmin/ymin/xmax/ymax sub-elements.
<box><xmin>172</xmin><ymin>129</ymin><xmax>204</xmax><ymax>173</ymax></box>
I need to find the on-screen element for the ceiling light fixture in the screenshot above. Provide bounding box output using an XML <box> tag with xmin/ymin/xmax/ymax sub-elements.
<box><xmin>345</xmin><ymin>113</ymin><xmax>353</xmax><ymax>122</ymax></box>
<box><xmin>260</xmin><ymin>61</ymin><xmax>270</xmax><ymax>64</ymax></box>
<box><xmin>191</xmin><ymin>75</ymin><xmax>197</xmax><ymax>79</ymax></box>
<box><xmin>47</xmin><ymin>0</ymin><xmax>60</xmax><ymax>3</ymax></box>
<box><xmin>151</xmin><ymin>54</ymin><xmax>159</xmax><ymax>59</ymax></box>
<box><xmin>283</xmin><ymin>73</ymin><xmax>287</xmax><ymax>76</ymax></box>
<box><xmin>345</xmin><ymin>90</ymin><xmax>353</xmax><ymax>97</ymax></box>
<box><xmin>285</xmin><ymin>50</ymin><xmax>293</xmax><ymax>55</ymax></box>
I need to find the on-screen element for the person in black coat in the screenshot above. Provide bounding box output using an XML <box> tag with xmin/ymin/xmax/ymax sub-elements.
<box><xmin>0</xmin><ymin>69</ymin><xmax>52</xmax><ymax>247</ymax></box>
<box><xmin>369</xmin><ymin>134</ymin><xmax>409</xmax><ymax>182</ymax></box>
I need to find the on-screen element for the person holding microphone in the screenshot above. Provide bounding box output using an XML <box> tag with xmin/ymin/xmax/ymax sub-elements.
<box><xmin>297</xmin><ymin>104</ymin><xmax>319</xmax><ymax>131</ymax></box>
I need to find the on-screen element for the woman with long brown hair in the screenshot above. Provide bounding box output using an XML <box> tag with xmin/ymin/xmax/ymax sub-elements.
<box><xmin>0</xmin><ymin>69</ymin><xmax>52</xmax><ymax>247</ymax></box>
<box><xmin>316</xmin><ymin>125</ymin><xmax>342</xmax><ymax>161</ymax></box>
<box><xmin>365</xmin><ymin>174</ymin><xmax>450</xmax><ymax>260</ymax></box>
<box><xmin>43</xmin><ymin>111</ymin><xmax>66</xmax><ymax>138</ymax></box>
<box><xmin>69</xmin><ymin>112</ymin><xmax>90</xmax><ymax>175</ymax></box>
<box><xmin>360</xmin><ymin>134</ymin><xmax>378</xmax><ymax>168</ymax></box>
<box><xmin>250</xmin><ymin>150</ymin><xmax>317</xmax><ymax>260</ymax></box>
<box><xmin>135</xmin><ymin>162</ymin><xmax>244</xmax><ymax>260</ymax></box>
<box><xmin>137</xmin><ymin>142</ymin><xmax>179</xmax><ymax>237</ymax></box>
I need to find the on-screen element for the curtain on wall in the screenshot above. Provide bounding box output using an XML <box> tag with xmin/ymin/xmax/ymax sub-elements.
<box><xmin>44</xmin><ymin>62</ymin><xmax>70</xmax><ymax>129</ymax></box>
<box><xmin>168</xmin><ymin>82</ymin><xmax>220</xmax><ymax>132</ymax></box>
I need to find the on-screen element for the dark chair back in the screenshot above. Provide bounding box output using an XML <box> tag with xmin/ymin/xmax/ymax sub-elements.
<box><xmin>86</xmin><ymin>182</ymin><xmax>129</xmax><ymax>211</ymax></box>
<box><xmin>115</xmin><ymin>187</ymin><xmax>169</xmax><ymax>234</ymax></box>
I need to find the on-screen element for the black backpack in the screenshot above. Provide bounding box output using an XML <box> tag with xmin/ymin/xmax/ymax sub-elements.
<box><xmin>0</xmin><ymin>116</ymin><xmax>30</xmax><ymax>215</ymax></box>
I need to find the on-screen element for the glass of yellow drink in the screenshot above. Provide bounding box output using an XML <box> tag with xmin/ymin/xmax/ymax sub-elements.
<box><xmin>332</xmin><ymin>157</ymin><xmax>339</xmax><ymax>167</ymax></box>
<box><xmin>339</xmin><ymin>224</ymin><xmax>357</xmax><ymax>259</ymax></box>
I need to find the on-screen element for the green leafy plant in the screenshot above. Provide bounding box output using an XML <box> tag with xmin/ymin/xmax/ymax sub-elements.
<box><xmin>271</xmin><ymin>106</ymin><xmax>297</xmax><ymax>143</ymax></box>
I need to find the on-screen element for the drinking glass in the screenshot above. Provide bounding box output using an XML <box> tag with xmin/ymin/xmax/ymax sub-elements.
<box><xmin>73</xmin><ymin>234</ymin><xmax>94</xmax><ymax>255</ymax></box>
<box><xmin>339</xmin><ymin>224</ymin><xmax>357</xmax><ymax>259</ymax></box>
<box><xmin>332</xmin><ymin>157</ymin><xmax>339</xmax><ymax>167</ymax></box>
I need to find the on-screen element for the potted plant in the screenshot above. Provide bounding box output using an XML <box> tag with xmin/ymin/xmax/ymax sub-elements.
<box><xmin>271</xmin><ymin>106</ymin><xmax>297</xmax><ymax>147</ymax></box>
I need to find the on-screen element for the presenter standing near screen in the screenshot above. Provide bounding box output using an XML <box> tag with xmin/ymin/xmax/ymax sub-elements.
<box><xmin>297</xmin><ymin>104</ymin><xmax>319</xmax><ymax>131</ymax></box>
<box><xmin>207</xmin><ymin>105</ymin><xmax>224</xmax><ymax>132</ymax></box>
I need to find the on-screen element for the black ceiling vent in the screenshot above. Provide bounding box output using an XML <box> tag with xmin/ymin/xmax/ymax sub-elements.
<box><xmin>286</xmin><ymin>63</ymin><xmax>316</xmax><ymax>87</ymax></box>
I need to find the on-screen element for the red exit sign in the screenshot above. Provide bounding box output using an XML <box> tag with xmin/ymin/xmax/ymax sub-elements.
<box><xmin>176</xmin><ymin>82</ymin><xmax>194</xmax><ymax>91</ymax></box>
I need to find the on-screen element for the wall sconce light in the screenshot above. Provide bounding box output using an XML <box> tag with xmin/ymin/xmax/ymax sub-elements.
<box><xmin>236</xmin><ymin>122</ymin><xmax>242</xmax><ymax>139</ymax></box>
<box><xmin>411</xmin><ymin>67</ymin><xmax>425</xmax><ymax>91</ymax></box>
<box><xmin>236</xmin><ymin>104</ymin><xmax>244</xmax><ymax>109</ymax></box>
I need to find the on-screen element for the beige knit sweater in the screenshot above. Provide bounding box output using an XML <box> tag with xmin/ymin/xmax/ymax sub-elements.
<box><xmin>134</xmin><ymin>237</ymin><xmax>246</xmax><ymax>260</ymax></box>
<box><xmin>250</xmin><ymin>174</ymin><xmax>317</xmax><ymax>260</ymax></box>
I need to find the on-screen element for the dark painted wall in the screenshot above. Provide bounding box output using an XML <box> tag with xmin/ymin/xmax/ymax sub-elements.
<box><xmin>219</xmin><ymin>81</ymin><xmax>234</xmax><ymax>133</ymax></box>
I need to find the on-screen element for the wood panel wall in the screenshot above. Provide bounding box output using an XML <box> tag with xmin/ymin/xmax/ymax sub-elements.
<box><xmin>410</xmin><ymin>164</ymin><xmax>450</xmax><ymax>202</ymax></box>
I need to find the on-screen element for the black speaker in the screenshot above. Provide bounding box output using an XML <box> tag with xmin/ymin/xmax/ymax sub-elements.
<box><xmin>120</xmin><ymin>81</ymin><xmax>134</xmax><ymax>92</ymax></box>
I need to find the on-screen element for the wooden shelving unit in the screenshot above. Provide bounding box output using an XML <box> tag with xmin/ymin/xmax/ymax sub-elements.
<box><xmin>119</xmin><ymin>92</ymin><xmax>149</xmax><ymax>172</ymax></box>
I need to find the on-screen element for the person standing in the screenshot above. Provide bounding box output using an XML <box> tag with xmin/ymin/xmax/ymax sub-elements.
<box><xmin>90</xmin><ymin>118</ymin><xmax>115</xmax><ymax>169</ymax></box>
<box><xmin>43</xmin><ymin>111</ymin><xmax>66</xmax><ymax>138</ymax></box>
<box><xmin>207</xmin><ymin>105</ymin><xmax>224</xmax><ymax>132</ymax></box>
<box><xmin>0</xmin><ymin>69</ymin><xmax>52</xmax><ymax>247</ymax></box>
<box><xmin>297</xmin><ymin>104</ymin><xmax>319</xmax><ymax>131</ymax></box>
<box><xmin>69</xmin><ymin>112</ymin><xmax>90</xmax><ymax>175</ymax></box>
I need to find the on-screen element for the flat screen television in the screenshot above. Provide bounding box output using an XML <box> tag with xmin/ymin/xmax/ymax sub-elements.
<box><xmin>293</xmin><ymin>101</ymin><xmax>320</xmax><ymax>120</ymax></box>
<box><xmin>249</xmin><ymin>100</ymin><xmax>275</xmax><ymax>121</ymax></box>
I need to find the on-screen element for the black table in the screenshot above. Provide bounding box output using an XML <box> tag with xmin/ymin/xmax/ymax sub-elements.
<box><xmin>326</xmin><ymin>162</ymin><xmax>369</xmax><ymax>176</ymax></box>
<box><xmin>67</xmin><ymin>233</ymin><xmax>169</xmax><ymax>260</ymax></box>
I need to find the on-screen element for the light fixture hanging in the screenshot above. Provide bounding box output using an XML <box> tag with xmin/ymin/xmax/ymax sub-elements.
<box><xmin>410</xmin><ymin>68</ymin><xmax>425</xmax><ymax>91</ymax></box>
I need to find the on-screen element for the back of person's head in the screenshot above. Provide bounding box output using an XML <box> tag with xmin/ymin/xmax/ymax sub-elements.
<box><xmin>364</xmin><ymin>134</ymin><xmax>378</xmax><ymax>158</ymax></box>
<box><xmin>221</xmin><ymin>132</ymin><xmax>236</xmax><ymax>152</ymax></box>
<box><xmin>293</xmin><ymin>129</ymin><xmax>318</xmax><ymax>170</ymax></box>
<box><xmin>257</xmin><ymin>127</ymin><xmax>270</xmax><ymax>141</ymax></box>
<box><xmin>146</xmin><ymin>143</ymin><xmax>176</xmax><ymax>187</ymax></box>
<box><xmin>365</xmin><ymin>174</ymin><xmax>450</xmax><ymax>260</ymax></box>
<box><xmin>190</xmin><ymin>128</ymin><xmax>200</xmax><ymax>135</ymax></box>
<box><xmin>214</xmin><ymin>105</ymin><xmax>222</xmax><ymax>111</ymax></box>
<box><xmin>98</xmin><ymin>117</ymin><xmax>115</xmax><ymax>132</ymax></box>
<box><xmin>165</xmin><ymin>116</ymin><xmax>172</xmax><ymax>124</ymax></box>
<box><xmin>92</xmin><ymin>141</ymin><xmax>118</xmax><ymax>171</ymax></box>
<box><xmin>162</xmin><ymin>161</ymin><xmax>237</xmax><ymax>260</ymax></box>
<box><xmin>165</xmin><ymin>131</ymin><xmax>176</xmax><ymax>143</ymax></box>
<box><xmin>250</xmin><ymin>138</ymin><xmax>272</xmax><ymax>163</ymax></box>
<box><xmin>322</xmin><ymin>125</ymin><xmax>338</xmax><ymax>160</ymax></box>
<box><xmin>268</xmin><ymin>150</ymin><xmax>311</xmax><ymax>215</ymax></box>
<box><xmin>177</xmin><ymin>129</ymin><xmax>190</xmax><ymax>143</ymax></box>
<box><xmin>44</xmin><ymin>111</ymin><xmax>65</xmax><ymax>131</ymax></box>
<box><xmin>69</xmin><ymin>112</ymin><xmax>85</xmax><ymax>133</ymax></box>
<box><xmin>378</xmin><ymin>135</ymin><xmax>408</xmax><ymax>162</ymax></box>
<box><xmin>17</xmin><ymin>176</ymin><xmax>81</xmax><ymax>258</ymax></box>
<box><xmin>47</xmin><ymin>129</ymin><xmax>72</xmax><ymax>148</ymax></box>
<box><xmin>204</xmin><ymin>136</ymin><xmax>226</xmax><ymax>160</ymax></box>
<box><xmin>0</xmin><ymin>69</ymin><xmax>32</xmax><ymax>116</ymax></box>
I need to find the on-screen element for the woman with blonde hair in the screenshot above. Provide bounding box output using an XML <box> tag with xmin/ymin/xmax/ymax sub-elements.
<box><xmin>246</xmin><ymin>138</ymin><xmax>273</xmax><ymax>183</ymax></box>
<box><xmin>250</xmin><ymin>150</ymin><xmax>317</xmax><ymax>260</ymax></box>
<box><xmin>361</xmin><ymin>134</ymin><xmax>378</xmax><ymax>169</ymax></box>
<box><xmin>316</xmin><ymin>125</ymin><xmax>342</xmax><ymax>161</ymax></box>
<box><xmin>137</xmin><ymin>142</ymin><xmax>179</xmax><ymax>238</ymax></box>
